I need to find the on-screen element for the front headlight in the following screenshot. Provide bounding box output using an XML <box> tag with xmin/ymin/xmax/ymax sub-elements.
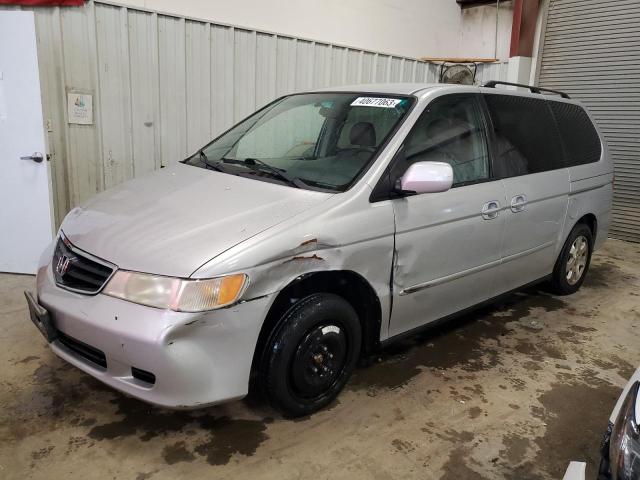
<box><xmin>103</xmin><ymin>271</ymin><xmax>248</xmax><ymax>312</ymax></box>
<box><xmin>610</xmin><ymin>381</ymin><xmax>640</xmax><ymax>480</ymax></box>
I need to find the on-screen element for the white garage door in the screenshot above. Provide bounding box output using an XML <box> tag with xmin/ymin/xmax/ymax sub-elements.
<box><xmin>538</xmin><ymin>0</ymin><xmax>640</xmax><ymax>242</ymax></box>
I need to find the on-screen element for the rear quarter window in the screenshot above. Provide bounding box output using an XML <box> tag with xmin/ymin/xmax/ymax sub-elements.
<box><xmin>548</xmin><ymin>101</ymin><xmax>602</xmax><ymax>167</ymax></box>
<box><xmin>484</xmin><ymin>94</ymin><xmax>565</xmax><ymax>178</ymax></box>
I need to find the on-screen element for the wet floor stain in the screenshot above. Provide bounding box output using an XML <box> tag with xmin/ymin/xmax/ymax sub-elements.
<box><xmin>31</xmin><ymin>445</ymin><xmax>54</xmax><ymax>460</ymax></box>
<box><xmin>162</xmin><ymin>440</ymin><xmax>196</xmax><ymax>465</ymax></box>
<box><xmin>440</xmin><ymin>445</ymin><xmax>489</xmax><ymax>480</ymax></box>
<box><xmin>85</xmin><ymin>396</ymin><xmax>271</xmax><ymax>465</ymax></box>
<box><xmin>522</xmin><ymin>374</ymin><xmax>619</xmax><ymax>479</ymax></box>
<box><xmin>4</xmin><ymin>359</ymin><xmax>272</xmax><ymax>468</ymax></box>
<box><xmin>499</xmin><ymin>433</ymin><xmax>531</xmax><ymax>465</ymax></box>
<box><xmin>349</xmin><ymin>288</ymin><xmax>568</xmax><ymax>393</ymax></box>
<box><xmin>86</xmin><ymin>396</ymin><xmax>197</xmax><ymax>442</ymax></box>
<box><xmin>590</xmin><ymin>354</ymin><xmax>635</xmax><ymax>380</ymax></box>
<box><xmin>467</xmin><ymin>406</ymin><xmax>483</xmax><ymax>419</ymax></box>
<box><xmin>391</xmin><ymin>438</ymin><xmax>415</xmax><ymax>453</ymax></box>
<box><xmin>193</xmin><ymin>416</ymin><xmax>269</xmax><ymax>466</ymax></box>
<box><xmin>583</xmin><ymin>262</ymin><xmax>624</xmax><ymax>289</ymax></box>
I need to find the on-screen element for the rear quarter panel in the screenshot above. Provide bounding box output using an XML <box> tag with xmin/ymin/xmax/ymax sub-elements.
<box><xmin>565</xmin><ymin>104</ymin><xmax>614</xmax><ymax>251</ymax></box>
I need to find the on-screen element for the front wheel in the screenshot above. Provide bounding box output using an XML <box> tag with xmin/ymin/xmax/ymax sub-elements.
<box><xmin>261</xmin><ymin>293</ymin><xmax>361</xmax><ymax>417</ymax></box>
<box><xmin>549</xmin><ymin>223</ymin><xmax>593</xmax><ymax>295</ymax></box>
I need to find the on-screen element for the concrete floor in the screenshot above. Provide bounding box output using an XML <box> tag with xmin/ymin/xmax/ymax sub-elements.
<box><xmin>1</xmin><ymin>239</ymin><xmax>639</xmax><ymax>480</ymax></box>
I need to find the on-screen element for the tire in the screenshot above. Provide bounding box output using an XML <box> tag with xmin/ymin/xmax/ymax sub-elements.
<box><xmin>261</xmin><ymin>293</ymin><xmax>361</xmax><ymax>417</ymax></box>
<box><xmin>549</xmin><ymin>223</ymin><xmax>593</xmax><ymax>295</ymax></box>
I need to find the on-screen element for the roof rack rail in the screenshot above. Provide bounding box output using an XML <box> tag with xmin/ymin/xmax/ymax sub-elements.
<box><xmin>482</xmin><ymin>80</ymin><xmax>571</xmax><ymax>99</ymax></box>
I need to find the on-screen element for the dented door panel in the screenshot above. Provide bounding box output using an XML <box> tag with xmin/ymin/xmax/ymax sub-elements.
<box><xmin>388</xmin><ymin>180</ymin><xmax>507</xmax><ymax>337</ymax></box>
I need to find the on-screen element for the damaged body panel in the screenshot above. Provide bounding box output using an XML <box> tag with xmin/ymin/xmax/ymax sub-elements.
<box><xmin>28</xmin><ymin>83</ymin><xmax>612</xmax><ymax>414</ymax></box>
<box><xmin>192</xmin><ymin>181</ymin><xmax>396</xmax><ymax>341</ymax></box>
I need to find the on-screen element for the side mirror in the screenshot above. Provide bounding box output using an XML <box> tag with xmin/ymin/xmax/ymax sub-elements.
<box><xmin>395</xmin><ymin>161</ymin><xmax>453</xmax><ymax>195</ymax></box>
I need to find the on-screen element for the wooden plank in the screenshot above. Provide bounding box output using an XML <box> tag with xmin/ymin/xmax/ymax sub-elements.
<box><xmin>420</xmin><ymin>57</ymin><xmax>498</xmax><ymax>63</ymax></box>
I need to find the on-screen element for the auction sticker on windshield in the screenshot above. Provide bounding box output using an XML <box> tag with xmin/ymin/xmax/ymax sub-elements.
<box><xmin>351</xmin><ymin>97</ymin><xmax>402</xmax><ymax>108</ymax></box>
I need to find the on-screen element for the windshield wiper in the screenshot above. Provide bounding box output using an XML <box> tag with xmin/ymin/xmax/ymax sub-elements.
<box><xmin>223</xmin><ymin>157</ymin><xmax>306</xmax><ymax>189</ymax></box>
<box><xmin>199</xmin><ymin>149</ymin><xmax>226</xmax><ymax>172</ymax></box>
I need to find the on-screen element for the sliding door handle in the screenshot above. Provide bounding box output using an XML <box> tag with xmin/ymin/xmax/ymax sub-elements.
<box><xmin>481</xmin><ymin>201</ymin><xmax>501</xmax><ymax>220</ymax></box>
<box><xmin>510</xmin><ymin>194</ymin><xmax>527</xmax><ymax>213</ymax></box>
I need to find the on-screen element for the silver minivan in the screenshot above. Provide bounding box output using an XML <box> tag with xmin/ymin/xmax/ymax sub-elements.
<box><xmin>26</xmin><ymin>82</ymin><xmax>613</xmax><ymax>416</ymax></box>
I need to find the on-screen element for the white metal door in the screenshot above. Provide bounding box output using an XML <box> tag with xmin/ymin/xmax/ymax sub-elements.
<box><xmin>0</xmin><ymin>11</ymin><xmax>54</xmax><ymax>274</ymax></box>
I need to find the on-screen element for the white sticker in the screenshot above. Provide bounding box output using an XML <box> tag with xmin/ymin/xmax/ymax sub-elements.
<box><xmin>351</xmin><ymin>97</ymin><xmax>401</xmax><ymax>108</ymax></box>
<box><xmin>67</xmin><ymin>92</ymin><xmax>93</xmax><ymax>125</ymax></box>
<box><xmin>321</xmin><ymin>325</ymin><xmax>341</xmax><ymax>335</ymax></box>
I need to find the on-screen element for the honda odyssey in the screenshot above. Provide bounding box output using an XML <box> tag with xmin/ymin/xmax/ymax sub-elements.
<box><xmin>26</xmin><ymin>81</ymin><xmax>613</xmax><ymax>416</ymax></box>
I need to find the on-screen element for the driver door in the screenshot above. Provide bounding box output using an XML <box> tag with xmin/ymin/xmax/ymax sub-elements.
<box><xmin>388</xmin><ymin>94</ymin><xmax>506</xmax><ymax>337</ymax></box>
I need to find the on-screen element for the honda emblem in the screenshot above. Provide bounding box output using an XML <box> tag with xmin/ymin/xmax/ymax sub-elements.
<box><xmin>56</xmin><ymin>254</ymin><xmax>71</xmax><ymax>276</ymax></box>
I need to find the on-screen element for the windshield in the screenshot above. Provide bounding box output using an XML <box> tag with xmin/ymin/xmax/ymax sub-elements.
<box><xmin>184</xmin><ymin>92</ymin><xmax>413</xmax><ymax>191</ymax></box>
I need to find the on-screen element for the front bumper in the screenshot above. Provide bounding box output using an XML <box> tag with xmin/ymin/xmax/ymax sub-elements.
<box><xmin>35</xmin><ymin>263</ymin><xmax>273</xmax><ymax>408</ymax></box>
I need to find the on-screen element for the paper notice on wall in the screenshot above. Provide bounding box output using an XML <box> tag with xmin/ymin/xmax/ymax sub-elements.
<box><xmin>0</xmin><ymin>71</ymin><xmax>7</xmax><ymax>121</ymax></box>
<box><xmin>67</xmin><ymin>92</ymin><xmax>93</xmax><ymax>125</ymax></box>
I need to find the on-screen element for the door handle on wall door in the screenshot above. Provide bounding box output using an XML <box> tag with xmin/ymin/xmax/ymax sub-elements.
<box><xmin>20</xmin><ymin>152</ymin><xmax>44</xmax><ymax>163</ymax></box>
<box><xmin>510</xmin><ymin>194</ymin><xmax>527</xmax><ymax>213</ymax></box>
<box><xmin>481</xmin><ymin>201</ymin><xmax>501</xmax><ymax>220</ymax></box>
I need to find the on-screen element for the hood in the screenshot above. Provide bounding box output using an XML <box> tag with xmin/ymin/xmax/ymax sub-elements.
<box><xmin>61</xmin><ymin>164</ymin><xmax>331</xmax><ymax>277</ymax></box>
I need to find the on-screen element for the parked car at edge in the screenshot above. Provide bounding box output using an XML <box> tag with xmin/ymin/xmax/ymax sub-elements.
<box><xmin>563</xmin><ymin>366</ymin><xmax>640</xmax><ymax>480</ymax></box>
<box><xmin>26</xmin><ymin>82</ymin><xmax>613</xmax><ymax>416</ymax></box>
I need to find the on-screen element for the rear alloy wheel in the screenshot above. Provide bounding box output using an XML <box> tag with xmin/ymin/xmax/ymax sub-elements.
<box><xmin>566</xmin><ymin>235</ymin><xmax>589</xmax><ymax>286</ymax></box>
<box><xmin>550</xmin><ymin>223</ymin><xmax>593</xmax><ymax>295</ymax></box>
<box><xmin>261</xmin><ymin>293</ymin><xmax>361</xmax><ymax>417</ymax></box>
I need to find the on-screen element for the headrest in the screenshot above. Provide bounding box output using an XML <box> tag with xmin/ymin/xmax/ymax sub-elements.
<box><xmin>349</xmin><ymin>122</ymin><xmax>376</xmax><ymax>147</ymax></box>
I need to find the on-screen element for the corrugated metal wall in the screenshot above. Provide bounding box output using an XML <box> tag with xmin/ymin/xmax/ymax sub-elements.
<box><xmin>3</xmin><ymin>1</ymin><xmax>508</xmax><ymax>225</ymax></box>
<box><xmin>538</xmin><ymin>0</ymin><xmax>640</xmax><ymax>243</ymax></box>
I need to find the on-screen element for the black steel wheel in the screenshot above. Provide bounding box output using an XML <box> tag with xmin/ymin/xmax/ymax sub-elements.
<box><xmin>261</xmin><ymin>293</ymin><xmax>361</xmax><ymax>417</ymax></box>
<box><xmin>290</xmin><ymin>322</ymin><xmax>348</xmax><ymax>399</ymax></box>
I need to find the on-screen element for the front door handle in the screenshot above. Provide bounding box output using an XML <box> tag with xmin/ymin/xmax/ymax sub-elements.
<box><xmin>481</xmin><ymin>200</ymin><xmax>501</xmax><ymax>220</ymax></box>
<box><xmin>20</xmin><ymin>152</ymin><xmax>44</xmax><ymax>163</ymax></box>
<box><xmin>510</xmin><ymin>194</ymin><xmax>527</xmax><ymax>213</ymax></box>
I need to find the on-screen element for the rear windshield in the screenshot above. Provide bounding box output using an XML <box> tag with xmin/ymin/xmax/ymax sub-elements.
<box><xmin>548</xmin><ymin>101</ymin><xmax>602</xmax><ymax>167</ymax></box>
<box><xmin>185</xmin><ymin>93</ymin><xmax>413</xmax><ymax>191</ymax></box>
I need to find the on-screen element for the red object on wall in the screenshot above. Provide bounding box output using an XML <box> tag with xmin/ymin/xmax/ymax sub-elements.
<box><xmin>509</xmin><ymin>0</ymin><xmax>541</xmax><ymax>58</ymax></box>
<box><xmin>0</xmin><ymin>0</ymin><xmax>84</xmax><ymax>6</ymax></box>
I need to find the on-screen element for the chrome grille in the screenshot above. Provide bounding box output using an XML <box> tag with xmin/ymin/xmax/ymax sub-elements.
<box><xmin>52</xmin><ymin>236</ymin><xmax>115</xmax><ymax>294</ymax></box>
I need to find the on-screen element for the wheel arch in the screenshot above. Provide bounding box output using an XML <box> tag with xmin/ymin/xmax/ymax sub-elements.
<box><xmin>249</xmin><ymin>270</ymin><xmax>382</xmax><ymax>381</ymax></box>
<box><xmin>576</xmin><ymin>213</ymin><xmax>598</xmax><ymax>242</ymax></box>
<box><xmin>563</xmin><ymin>213</ymin><xmax>597</xmax><ymax>247</ymax></box>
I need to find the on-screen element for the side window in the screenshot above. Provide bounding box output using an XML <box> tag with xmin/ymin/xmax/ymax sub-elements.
<box><xmin>548</xmin><ymin>101</ymin><xmax>602</xmax><ymax>167</ymax></box>
<box><xmin>484</xmin><ymin>94</ymin><xmax>565</xmax><ymax>177</ymax></box>
<box><xmin>402</xmin><ymin>95</ymin><xmax>490</xmax><ymax>186</ymax></box>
